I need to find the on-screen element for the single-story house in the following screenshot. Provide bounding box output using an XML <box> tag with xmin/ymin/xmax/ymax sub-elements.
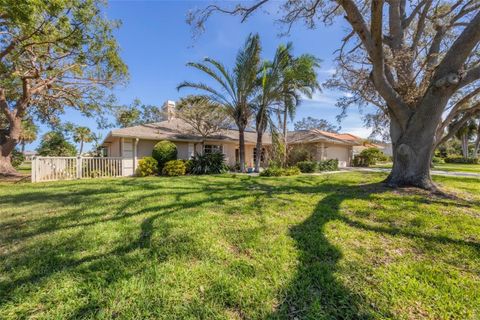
<box><xmin>100</xmin><ymin>101</ymin><xmax>364</xmax><ymax>175</ymax></box>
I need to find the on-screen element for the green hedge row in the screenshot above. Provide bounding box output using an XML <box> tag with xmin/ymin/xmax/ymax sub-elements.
<box><xmin>296</xmin><ymin>159</ymin><xmax>339</xmax><ymax>173</ymax></box>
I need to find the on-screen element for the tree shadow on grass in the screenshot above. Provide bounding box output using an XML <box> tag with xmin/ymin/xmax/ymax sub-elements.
<box><xmin>268</xmin><ymin>179</ymin><xmax>480</xmax><ymax>319</ymax></box>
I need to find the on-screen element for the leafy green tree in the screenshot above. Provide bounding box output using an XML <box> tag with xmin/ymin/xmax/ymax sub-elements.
<box><xmin>294</xmin><ymin>117</ymin><xmax>339</xmax><ymax>133</ymax></box>
<box><xmin>37</xmin><ymin>132</ymin><xmax>77</xmax><ymax>157</ymax></box>
<box><xmin>0</xmin><ymin>0</ymin><xmax>127</xmax><ymax>174</ymax></box>
<box><xmin>114</xmin><ymin>99</ymin><xmax>163</xmax><ymax>128</ymax></box>
<box><xmin>176</xmin><ymin>95</ymin><xmax>231</xmax><ymax>152</ymax></box>
<box><xmin>178</xmin><ymin>34</ymin><xmax>261</xmax><ymax>172</ymax></box>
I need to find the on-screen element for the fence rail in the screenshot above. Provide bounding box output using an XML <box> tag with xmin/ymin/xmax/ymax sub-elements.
<box><xmin>32</xmin><ymin>157</ymin><xmax>125</xmax><ymax>183</ymax></box>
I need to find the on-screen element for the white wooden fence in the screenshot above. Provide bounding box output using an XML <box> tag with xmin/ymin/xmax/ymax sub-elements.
<box><xmin>31</xmin><ymin>157</ymin><xmax>126</xmax><ymax>183</ymax></box>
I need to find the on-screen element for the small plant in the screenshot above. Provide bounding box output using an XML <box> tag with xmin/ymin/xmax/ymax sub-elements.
<box><xmin>297</xmin><ymin>161</ymin><xmax>317</xmax><ymax>173</ymax></box>
<box><xmin>152</xmin><ymin>141</ymin><xmax>177</xmax><ymax>170</ymax></box>
<box><xmin>283</xmin><ymin>166</ymin><xmax>301</xmax><ymax>176</ymax></box>
<box><xmin>136</xmin><ymin>157</ymin><xmax>158</xmax><ymax>177</ymax></box>
<box><xmin>189</xmin><ymin>152</ymin><xmax>228</xmax><ymax>174</ymax></box>
<box><xmin>318</xmin><ymin>159</ymin><xmax>339</xmax><ymax>171</ymax></box>
<box><xmin>444</xmin><ymin>155</ymin><xmax>479</xmax><ymax>164</ymax></box>
<box><xmin>162</xmin><ymin>160</ymin><xmax>186</xmax><ymax>176</ymax></box>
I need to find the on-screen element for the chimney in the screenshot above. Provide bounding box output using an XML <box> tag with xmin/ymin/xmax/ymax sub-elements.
<box><xmin>162</xmin><ymin>100</ymin><xmax>176</xmax><ymax>121</ymax></box>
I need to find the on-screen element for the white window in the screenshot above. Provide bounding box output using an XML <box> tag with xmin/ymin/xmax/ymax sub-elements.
<box><xmin>204</xmin><ymin>144</ymin><xmax>223</xmax><ymax>154</ymax></box>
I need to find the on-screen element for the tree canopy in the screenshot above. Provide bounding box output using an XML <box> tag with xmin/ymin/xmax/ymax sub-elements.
<box><xmin>294</xmin><ymin>116</ymin><xmax>339</xmax><ymax>132</ymax></box>
<box><xmin>0</xmin><ymin>0</ymin><xmax>128</xmax><ymax>173</ymax></box>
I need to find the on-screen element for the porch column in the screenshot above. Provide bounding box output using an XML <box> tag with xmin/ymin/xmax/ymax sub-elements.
<box><xmin>133</xmin><ymin>138</ymin><xmax>139</xmax><ymax>171</ymax></box>
<box><xmin>320</xmin><ymin>143</ymin><xmax>325</xmax><ymax>161</ymax></box>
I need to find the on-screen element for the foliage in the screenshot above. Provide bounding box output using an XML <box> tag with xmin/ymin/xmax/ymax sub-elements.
<box><xmin>18</xmin><ymin>119</ymin><xmax>38</xmax><ymax>151</ymax></box>
<box><xmin>0</xmin><ymin>0</ymin><xmax>127</xmax><ymax>168</ymax></box>
<box><xmin>64</xmin><ymin>123</ymin><xmax>94</xmax><ymax>155</ymax></box>
<box><xmin>296</xmin><ymin>161</ymin><xmax>317</xmax><ymax>173</ymax></box>
<box><xmin>432</xmin><ymin>156</ymin><xmax>445</xmax><ymax>164</ymax></box>
<box><xmin>260</xmin><ymin>166</ymin><xmax>300</xmax><ymax>176</ymax></box>
<box><xmin>114</xmin><ymin>99</ymin><xmax>164</xmax><ymax>128</ymax></box>
<box><xmin>287</xmin><ymin>146</ymin><xmax>312</xmax><ymax>165</ymax></box>
<box><xmin>294</xmin><ymin>117</ymin><xmax>339</xmax><ymax>132</ymax></box>
<box><xmin>318</xmin><ymin>159</ymin><xmax>339</xmax><ymax>172</ymax></box>
<box><xmin>354</xmin><ymin>148</ymin><xmax>388</xmax><ymax>167</ymax></box>
<box><xmin>36</xmin><ymin>132</ymin><xmax>77</xmax><ymax>157</ymax></box>
<box><xmin>444</xmin><ymin>156</ymin><xmax>479</xmax><ymax>164</ymax></box>
<box><xmin>162</xmin><ymin>160</ymin><xmax>186</xmax><ymax>176</ymax></box>
<box><xmin>178</xmin><ymin>34</ymin><xmax>261</xmax><ymax>172</ymax></box>
<box><xmin>136</xmin><ymin>157</ymin><xmax>158</xmax><ymax>177</ymax></box>
<box><xmin>152</xmin><ymin>141</ymin><xmax>177</xmax><ymax>170</ymax></box>
<box><xmin>176</xmin><ymin>95</ymin><xmax>230</xmax><ymax>143</ymax></box>
<box><xmin>11</xmin><ymin>149</ymin><xmax>25</xmax><ymax>168</ymax></box>
<box><xmin>188</xmin><ymin>152</ymin><xmax>228</xmax><ymax>175</ymax></box>
<box><xmin>1</xmin><ymin>173</ymin><xmax>480</xmax><ymax>318</ymax></box>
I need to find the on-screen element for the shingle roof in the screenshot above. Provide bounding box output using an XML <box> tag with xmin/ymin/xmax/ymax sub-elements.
<box><xmin>103</xmin><ymin>118</ymin><xmax>361</xmax><ymax>146</ymax></box>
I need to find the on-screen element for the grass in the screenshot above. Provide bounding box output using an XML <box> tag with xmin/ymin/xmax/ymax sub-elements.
<box><xmin>0</xmin><ymin>172</ymin><xmax>479</xmax><ymax>319</ymax></box>
<box><xmin>372</xmin><ymin>162</ymin><xmax>480</xmax><ymax>173</ymax></box>
<box><xmin>16</xmin><ymin>161</ymin><xmax>32</xmax><ymax>174</ymax></box>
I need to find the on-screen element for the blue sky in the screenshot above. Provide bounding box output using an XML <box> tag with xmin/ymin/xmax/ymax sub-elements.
<box><xmin>28</xmin><ymin>0</ymin><xmax>372</xmax><ymax>151</ymax></box>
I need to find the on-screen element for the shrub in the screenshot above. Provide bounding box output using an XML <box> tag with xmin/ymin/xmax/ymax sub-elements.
<box><xmin>287</xmin><ymin>147</ymin><xmax>311</xmax><ymax>165</ymax></box>
<box><xmin>152</xmin><ymin>141</ymin><xmax>177</xmax><ymax>170</ymax></box>
<box><xmin>297</xmin><ymin>161</ymin><xmax>317</xmax><ymax>173</ymax></box>
<box><xmin>136</xmin><ymin>157</ymin><xmax>158</xmax><ymax>177</ymax></box>
<box><xmin>189</xmin><ymin>152</ymin><xmax>228</xmax><ymax>174</ymax></box>
<box><xmin>353</xmin><ymin>148</ymin><xmax>387</xmax><ymax>167</ymax></box>
<box><xmin>260</xmin><ymin>166</ymin><xmax>301</xmax><ymax>177</ymax></box>
<box><xmin>444</xmin><ymin>155</ymin><xmax>479</xmax><ymax>164</ymax></box>
<box><xmin>11</xmin><ymin>149</ymin><xmax>25</xmax><ymax>168</ymax></box>
<box><xmin>318</xmin><ymin>159</ymin><xmax>339</xmax><ymax>171</ymax></box>
<box><xmin>162</xmin><ymin>160</ymin><xmax>186</xmax><ymax>176</ymax></box>
<box><xmin>432</xmin><ymin>156</ymin><xmax>445</xmax><ymax>164</ymax></box>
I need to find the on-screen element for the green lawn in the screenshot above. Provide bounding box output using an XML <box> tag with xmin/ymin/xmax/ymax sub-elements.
<box><xmin>1</xmin><ymin>173</ymin><xmax>479</xmax><ymax>319</ymax></box>
<box><xmin>372</xmin><ymin>162</ymin><xmax>480</xmax><ymax>173</ymax></box>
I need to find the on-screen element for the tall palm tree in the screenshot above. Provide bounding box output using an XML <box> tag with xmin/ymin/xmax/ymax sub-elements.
<box><xmin>72</xmin><ymin>126</ymin><xmax>93</xmax><ymax>155</ymax></box>
<box><xmin>18</xmin><ymin>119</ymin><xmax>38</xmax><ymax>153</ymax></box>
<box><xmin>178</xmin><ymin>34</ymin><xmax>261</xmax><ymax>172</ymax></box>
<box><xmin>279</xmin><ymin>50</ymin><xmax>321</xmax><ymax>165</ymax></box>
<box><xmin>253</xmin><ymin>45</ymin><xmax>291</xmax><ymax>172</ymax></box>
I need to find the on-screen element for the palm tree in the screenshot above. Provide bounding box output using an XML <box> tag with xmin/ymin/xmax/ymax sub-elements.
<box><xmin>253</xmin><ymin>45</ymin><xmax>291</xmax><ymax>172</ymax></box>
<box><xmin>451</xmin><ymin>118</ymin><xmax>476</xmax><ymax>158</ymax></box>
<box><xmin>178</xmin><ymin>34</ymin><xmax>261</xmax><ymax>172</ymax></box>
<box><xmin>72</xmin><ymin>126</ymin><xmax>93</xmax><ymax>155</ymax></box>
<box><xmin>279</xmin><ymin>50</ymin><xmax>321</xmax><ymax>165</ymax></box>
<box><xmin>18</xmin><ymin>119</ymin><xmax>38</xmax><ymax>153</ymax></box>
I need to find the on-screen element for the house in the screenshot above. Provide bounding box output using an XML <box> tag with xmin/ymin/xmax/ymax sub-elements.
<box><xmin>100</xmin><ymin>101</ymin><xmax>364</xmax><ymax>175</ymax></box>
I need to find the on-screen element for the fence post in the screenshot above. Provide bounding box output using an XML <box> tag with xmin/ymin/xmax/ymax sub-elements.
<box><xmin>76</xmin><ymin>156</ymin><xmax>82</xmax><ymax>179</ymax></box>
<box><xmin>31</xmin><ymin>157</ymin><xmax>36</xmax><ymax>183</ymax></box>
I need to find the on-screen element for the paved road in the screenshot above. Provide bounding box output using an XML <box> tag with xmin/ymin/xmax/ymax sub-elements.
<box><xmin>343</xmin><ymin>167</ymin><xmax>480</xmax><ymax>178</ymax></box>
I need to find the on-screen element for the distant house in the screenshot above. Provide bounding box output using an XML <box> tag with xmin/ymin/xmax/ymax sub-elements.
<box><xmin>23</xmin><ymin>151</ymin><xmax>38</xmax><ymax>161</ymax></box>
<box><xmin>100</xmin><ymin>101</ymin><xmax>364</xmax><ymax>175</ymax></box>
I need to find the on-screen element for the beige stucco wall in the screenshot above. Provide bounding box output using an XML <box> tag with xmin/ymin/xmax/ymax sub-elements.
<box><xmin>108</xmin><ymin>138</ymin><xmax>121</xmax><ymax>157</ymax></box>
<box><xmin>289</xmin><ymin>142</ymin><xmax>352</xmax><ymax>167</ymax></box>
<box><xmin>136</xmin><ymin>140</ymin><xmax>190</xmax><ymax>160</ymax></box>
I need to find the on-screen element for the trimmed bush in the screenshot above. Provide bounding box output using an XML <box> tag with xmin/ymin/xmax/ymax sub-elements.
<box><xmin>297</xmin><ymin>161</ymin><xmax>317</xmax><ymax>173</ymax></box>
<box><xmin>318</xmin><ymin>159</ymin><xmax>339</xmax><ymax>171</ymax></box>
<box><xmin>152</xmin><ymin>141</ymin><xmax>177</xmax><ymax>169</ymax></box>
<box><xmin>432</xmin><ymin>156</ymin><xmax>445</xmax><ymax>164</ymax></box>
<box><xmin>260</xmin><ymin>166</ymin><xmax>301</xmax><ymax>177</ymax></box>
<box><xmin>189</xmin><ymin>152</ymin><xmax>228</xmax><ymax>175</ymax></box>
<box><xmin>287</xmin><ymin>147</ymin><xmax>311</xmax><ymax>166</ymax></box>
<box><xmin>136</xmin><ymin>157</ymin><xmax>158</xmax><ymax>177</ymax></box>
<box><xmin>162</xmin><ymin>160</ymin><xmax>186</xmax><ymax>176</ymax></box>
<box><xmin>444</xmin><ymin>155</ymin><xmax>479</xmax><ymax>164</ymax></box>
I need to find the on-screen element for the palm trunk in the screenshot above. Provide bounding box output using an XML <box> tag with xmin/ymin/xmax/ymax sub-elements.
<box><xmin>79</xmin><ymin>141</ymin><xmax>84</xmax><ymax>155</ymax></box>
<box><xmin>239</xmin><ymin>128</ymin><xmax>246</xmax><ymax>173</ymax></box>
<box><xmin>283</xmin><ymin>106</ymin><xmax>288</xmax><ymax>167</ymax></box>
<box><xmin>255</xmin><ymin>130</ymin><xmax>263</xmax><ymax>173</ymax></box>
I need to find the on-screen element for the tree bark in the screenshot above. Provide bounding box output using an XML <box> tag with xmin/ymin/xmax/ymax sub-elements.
<box><xmin>79</xmin><ymin>141</ymin><xmax>84</xmax><ymax>155</ymax></box>
<box><xmin>239</xmin><ymin>128</ymin><xmax>246</xmax><ymax>172</ymax></box>
<box><xmin>385</xmin><ymin>99</ymin><xmax>446</xmax><ymax>191</ymax></box>
<box><xmin>255</xmin><ymin>130</ymin><xmax>263</xmax><ymax>173</ymax></box>
<box><xmin>0</xmin><ymin>120</ymin><xmax>21</xmax><ymax>175</ymax></box>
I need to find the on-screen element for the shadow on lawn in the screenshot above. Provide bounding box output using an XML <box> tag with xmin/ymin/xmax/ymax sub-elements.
<box><xmin>1</xmin><ymin>174</ymin><xmax>479</xmax><ymax>319</ymax></box>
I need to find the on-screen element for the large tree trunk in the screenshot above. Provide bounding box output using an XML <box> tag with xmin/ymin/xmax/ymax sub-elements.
<box><xmin>0</xmin><ymin>142</ymin><xmax>17</xmax><ymax>175</ymax></box>
<box><xmin>385</xmin><ymin>101</ymin><xmax>443</xmax><ymax>190</ymax></box>
<box><xmin>239</xmin><ymin>128</ymin><xmax>246</xmax><ymax>173</ymax></box>
<box><xmin>255</xmin><ymin>130</ymin><xmax>263</xmax><ymax>173</ymax></box>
